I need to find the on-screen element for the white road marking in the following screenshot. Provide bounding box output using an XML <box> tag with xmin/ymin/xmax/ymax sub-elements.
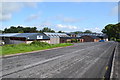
<box><xmin>78</xmin><ymin>43</ymin><xmax>114</xmax><ymax>77</ymax></box>
<box><xmin>24</xmin><ymin>55</ymin><xmax>64</xmax><ymax>69</ymax></box>
<box><xmin>110</xmin><ymin>43</ymin><xmax>118</xmax><ymax>79</ymax></box>
<box><xmin>2</xmin><ymin>55</ymin><xmax>64</xmax><ymax>77</ymax></box>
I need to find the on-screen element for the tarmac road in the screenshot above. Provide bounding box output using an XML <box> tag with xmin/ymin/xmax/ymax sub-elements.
<box><xmin>1</xmin><ymin>42</ymin><xmax>117</xmax><ymax>78</ymax></box>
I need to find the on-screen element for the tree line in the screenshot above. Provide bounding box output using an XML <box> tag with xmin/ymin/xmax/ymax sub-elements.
<box><xmin>1</xmin><ymin>26</ymin><xmax>93</xmax><ymax>33</ymax></box>
<box><xmin>2</xmin><ymin>26</ymin><xmax>55</xmax><ymax>33</ymax></box>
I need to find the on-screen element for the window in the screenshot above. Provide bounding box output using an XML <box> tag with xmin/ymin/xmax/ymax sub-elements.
<box><xmin>37</xmin><ymin>35</ymin><xmax>43</xmax><ymax>39</ymax></box>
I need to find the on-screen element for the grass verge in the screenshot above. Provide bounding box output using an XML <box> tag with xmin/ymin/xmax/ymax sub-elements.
<box><xmin>2</xmin><ymin>41</ymin><xmax>73</xmax><ymax>56</ymax></box>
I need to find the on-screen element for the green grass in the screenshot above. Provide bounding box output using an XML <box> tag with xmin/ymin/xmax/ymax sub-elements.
<box><xmin>2</xmin><ymin>42</ymin><xmax>73</xmax><ymax>56</ymax></box>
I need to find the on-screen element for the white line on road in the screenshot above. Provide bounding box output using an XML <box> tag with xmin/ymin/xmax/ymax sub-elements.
<box><xmin>2</xmin><ymin>55</ymin><xmax>64</xmax><ymax>77</ymax></box>
<box><xmin>24</xmin><ymin>55</ymin><xmax>64</xmax><ymax>69</ymax></box>
<box><xmin>110</xmin><ymin>43</ymin><xmax>118</xmax><ymax>79</ymax></box>
<box><xmin>77</xmin><ymin>43</ymin><xmax>114</xmax><ymax>77</ymax></box>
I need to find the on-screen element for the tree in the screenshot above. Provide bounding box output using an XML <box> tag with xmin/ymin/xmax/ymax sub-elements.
<box><xmin>23</xmin><ymin>27</ymin><xmax>37</xmax><ymax>33</ymax></box>
<box><xmin>84</xmin><ymin>30</ymin><xmax>92</xmax><ymax>33</ymax></box>
<box><xmin>4</xmin><ymin>26</ymin><xmax>18</xmax><ymax>33</ymax></box>
<box><xmin>0</xmin><ymin>30</ymin><xmax>2</xmax><ymax>33</ymax></box>
<box><xmin>58</xmin><ymin>31</ymin><xmax>64</xmax><ymax>33</ymax></box>
<box><xmin>73</xmin><ymin>31</ymin><xmax>83</xmax><ymax>34</ymax></box>
<box><xmin>102</xmin><ymin>23</ymin><xmax>120</xmax><ymax>40</ymax></box>
<box><xmin>18</xmin><ymin>30</ymin><xmax>24</xmax><ymax>33</ymax></box>
<box><xmin>39</xmin><ymin>27</ymin><xmax>55</xmax><ymax>33</ymax></box>
<box><xmin>3</xmin><ymin>26</ymin><xmax>38</xmax><ymax>33</ymax></box>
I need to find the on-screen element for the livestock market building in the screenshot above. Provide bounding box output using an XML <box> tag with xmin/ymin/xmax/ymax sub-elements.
<box><xmin>77</xmin><ymin>33</ymin><xmax>108</xmax><ymax>42</ymax></box>
<box><xmin>44</xmin><ymin>32</ymin><xmax>69</xmax><ymax>44</ymax></box>
<box><xmin>66</xmin><ymin>33</ymin><xmax>84</xmax><ymax>42</ymax></box>
<box><xmin>44</xmin><ymin>32</ymin><xmax>84</xmax><ymax>44</ymax></box>
<box><xmin>0</xmin><ymin>33</ymin><xmax>50</xmax><ymax>44</ymax></box>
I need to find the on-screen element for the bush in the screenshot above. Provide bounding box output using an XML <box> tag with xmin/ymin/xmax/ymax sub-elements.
<box><xmin>66</xmin><ymin>41</ymin><xmax>71</xmax><ymax>43</ymax></box>
<box><xmin>71</xmin><ymin>39</ymin><xmax>78</xmax><ymax>43</ymax></box>
<box><xmin>30</xmin><ymin>41</ymin><xmax>51</xmax><ymax>47</ymax></box>
<box><xmin>116</xmin><ymin>39</ymin><xmax>120</xmax><ymax>42</ymax></box>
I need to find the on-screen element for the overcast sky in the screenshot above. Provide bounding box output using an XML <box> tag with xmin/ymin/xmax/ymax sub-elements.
<box><xmin>1</xmin><ymin>2</ymin><xmax>118</xmax><ymax>33</ymax></box>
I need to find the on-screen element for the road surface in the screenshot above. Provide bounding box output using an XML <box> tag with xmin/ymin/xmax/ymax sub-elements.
<box><xmin>111</xmin><ymin>42</ymin><xmax>120</xmax><ymax>80</ymax></box>
<box><xmin>1</xmin><ymin>42</ymin><xmax>117</xmax><ymax>78</ymax></box>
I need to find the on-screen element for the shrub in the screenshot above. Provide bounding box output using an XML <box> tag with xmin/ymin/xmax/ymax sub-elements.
<box><xmin>71</xmin><ymin>39</ymin><xmax>78</xmax><ymax>43</ymax></box>
<box><xmin>116</xmin><ymin>39</ymin><xmax>120</xmax><ymax>42</ymax></box>
<box><xmin>66</xmin><ymin>41</ymin><xmax>71</xmax><ymax>43</ymax></box>
<box><xmin>30</xmin><ymin>41</ymin><xmax>51</xmax><ymax>47</ymax></box>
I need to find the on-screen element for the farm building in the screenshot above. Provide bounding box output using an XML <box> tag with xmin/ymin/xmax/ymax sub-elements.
<box><xmin>44</xmin><ymin>32</ymin><xmax>84</xmax><ymax>44</ymax></box>
<box><xmin>0</xmin><ymin>33</ymin><xmax>50</xmax><ymax>44</ymax></box>
<box><xmin>77</xmin><ymin>33</ymin><xmax>108</xmax><ymax>42</ymax></box>
<box><xmin>60</xmin><ymin>37</ymin><xmax>84</xmax><ymax>43</ymax></box>
<box><xmin>44</xmin><ymin>32</ymin><xmax>69</xmax><ymax>44</ymax></box>
<box><xmin>80</xmin><ymin>35</ymin><xmax>100</xmax><ymax>42</ymax></box>
<box><xmin>65</xmin><ymin>33</ymin><xmax>84</xmax><ymax>42</ymax></box>
<box><xmin>66</xmin><ymin>33</ymin><xmax>77</xmax><ymax>37</ymax></box>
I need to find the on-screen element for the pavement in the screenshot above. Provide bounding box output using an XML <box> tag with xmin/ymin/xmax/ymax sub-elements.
<box><xmin>110</xmin><ymin>42</ymin><xmax>120</xmax><ymax>80</ymax></box>
<box><xmin>1</xmin><ymin>42</ymin><xmax>117</xmax><ymax>78</ymax></box>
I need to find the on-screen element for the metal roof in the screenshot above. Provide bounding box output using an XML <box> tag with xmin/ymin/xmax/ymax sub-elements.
<box><xmin>0</xmin><ymin>33</ymin><xmax>20</xmax><ymax>37</ymax></box>
<box><xmin>0</xmin><ymin>33</ymin><xmax>38</xmax><ymax>38</ymax></box>
<box><xmin>66</xmin><ymin>33</ymin><xmax>76</xmax><ymax>35</ymax></box>
<box><xmin>0</xmin><ymin>33</ymin><xmax>50</xmax><ymax>40</ymax></box>
<box><xmin>77</xmin><ymin>33</ymin><xmax>107</xmax><ymax>37</ymax></box>
<box><xmin>44</xmin><ymin>32</ymin><xmax>70</xmax><ymax>37</ymax></box>
<box><xmin>13</xmin><ymin>33</ymin><xmax>43</xmax><ymax>38</ymax></box>
<box><xmin>81</xmin><ymin>35</ymin><xmax>100</xmax><ymax>39</ymax></box>
<box><xmin>60</xmin><ymin>37</ymin><xmax>83</xmax><ymax>39</ymax></box>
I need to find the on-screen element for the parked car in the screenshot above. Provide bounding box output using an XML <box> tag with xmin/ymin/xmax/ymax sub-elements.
<box><xmin>99</xmin><ymin>40</ymin><xmax>105</xmax><ymax>42</ymax></box>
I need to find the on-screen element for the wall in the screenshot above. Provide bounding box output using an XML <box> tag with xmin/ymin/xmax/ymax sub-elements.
<box><xmin>39</xmin><ymin>40</ymin><xmax>50</xmax><ymax>44</ymax></box>
<box><xmin>4</xmin><ymin>37</ymin><xmax>10</xmax><ymax>44</ymax></box>
<box><xmin>60</xmin><ymin>38</ymin><xmax>67</xmax><ymax>43</ymax></box>
<box><xmin>81</xmin><ymin>36</ymin><xmax>94</xmax><ymax>42</ymax></box>
<box><xmin>94</xmin><ymin>39</ymin><xmax>100</xmax><ymax>42</ymax></box>
<box><xmin>79</xmin><ymin>39</ymin><xmax>84</xmax><ymax>42</ymax></box>
<box><xmin>104</xmin><ymin>38</ymin><xmax>108</xmax><ymax>41</ymax></box>
<box><xmin>26</xmin><ymin>41</ymin><xmax>33</xmax><ymax>44</ymax></box>
<box><xmin>0</xmin><ymin>40</ymin><xmax>5</xmax><ymax>45</ymax></box>
<box><xmin>9</xmin><ymin>40</ymin><xmax>25</xmax><ymax>44</ymax></box>
<box><xmin>50</xmin><ymin>37</ymin><xmax>60</xmax><ymax>44</ymax></box>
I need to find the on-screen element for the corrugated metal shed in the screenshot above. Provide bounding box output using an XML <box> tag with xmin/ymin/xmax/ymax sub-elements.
<box><xmin>0</xmin><ymin>33</ymin><xmax>50</xmax><ymax>40</ymax></box>
<box><xmin>44</xmin><ymin>32</ymin><xmax>70</xmax><ymax>37</ymax></box>
<box><xmin>60</xmin><ymin>37</ymin><xmax>82</xmax><ymax>39</ymax></box>
<box><xmin>66</xmin><ymin>33</ymin><xmax>76</xmax><ymax>35</ymax></box>
<box><xmin>0</xmin><ymin>33</ymin><xmax>20</xmax><ymax>37</ymax></box>
<box><xmin>77</xmin><ymin>33</ymin><xmax>107</xmax><ymax>38</ymax></box>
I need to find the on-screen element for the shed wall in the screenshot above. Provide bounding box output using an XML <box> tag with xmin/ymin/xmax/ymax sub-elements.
<box><xmin>50</xmin><ymin>37</ymin><xmax>60</xmax><ymax>44</ymax></box>
<box><xmin>81</xmin><ymin>36</ymin><xmax>94</xmax><ymax>42</ymax></box>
